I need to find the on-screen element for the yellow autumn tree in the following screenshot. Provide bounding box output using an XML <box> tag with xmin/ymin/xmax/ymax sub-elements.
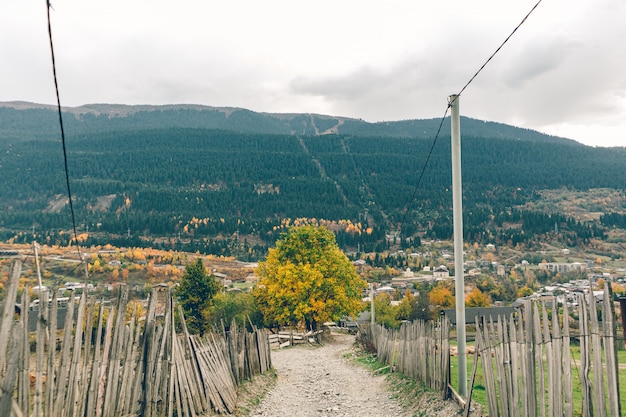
<box><xmin>465</xmin><ymin>287</ymin><xmax>491</xmax><ymax>307</ymax></box>
<box><xmin>517</xmin><ymin>285</ymin><xmax>533</xmax><ymax>298</ymax></box>
<box><xmin>429</xmin><ymin>282</ymin><xmax>455</xmax><ymax>310</ymax></box>
<box><xmin>596</xmin><ymin>278</ymin><xmax>605</xmax><ymax>290</ymax></box>
<box><xmin>254</xmin><ymin>225</ymin><xmax>367</xmax><ymax>330</ymax></box>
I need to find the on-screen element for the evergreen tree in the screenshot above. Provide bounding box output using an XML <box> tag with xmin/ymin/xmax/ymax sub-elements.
<box><xmin>175</xmin><ymin>258</ymin><xmax>220</xmax><ymax>335</ymax></box>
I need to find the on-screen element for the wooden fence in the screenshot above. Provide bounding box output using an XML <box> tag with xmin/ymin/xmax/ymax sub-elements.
<box><xmin>0</xmin><ymin>259</ymin><xmax>272</xmax><ymax>417</ymax></box>
<box><xmin>267</xmin><ymin>330</ymin><xmax>323</xmax><ymax>349</ymax></box>
<box><xmin>474</xmin><ymin>284</ymin><xmax>622</xmax><ymax>417</ymax></box>
<box><xmin>361</xmin><ymin>317</ymin><xmax>451</xmax><ymax>398</ymax></box>
<box><xmin>362</xmin><ymin>283</ymin><xmax>622</xmax><ymax>417</ymax></box>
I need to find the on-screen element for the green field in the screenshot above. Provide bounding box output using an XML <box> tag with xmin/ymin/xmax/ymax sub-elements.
<box><xmin>449</xmin><ymin>341</ymin><xmax>626</xmax><ymax>415</ymax></box>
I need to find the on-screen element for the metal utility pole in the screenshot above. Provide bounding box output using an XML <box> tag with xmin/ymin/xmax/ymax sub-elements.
<box><xmin>450</xmin><ymin>94</ymin><xmax>467</xmax><ymax>397</ymax></box>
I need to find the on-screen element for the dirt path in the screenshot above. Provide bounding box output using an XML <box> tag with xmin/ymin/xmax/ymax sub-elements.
<box><xmin>249</xmin><ymin>333</ymin><xmax>406</xmax><ymax>417</ymax></box>
<box><xmin>247</xmin><ymin>333</ymin><xmax>470</xmax><ymax>417</ymax></box>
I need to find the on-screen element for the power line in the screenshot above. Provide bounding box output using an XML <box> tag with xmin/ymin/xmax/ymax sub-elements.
<box><xmin>45</xmin><ymin>1</ymin><xmax>83</xmax><ymax>264</ymax></box>
<box><xmin>401</xmin><ymin>106</ymin><xmax>450</xmax><ymax>219</ymax></box>
<box><xmin>400</xmin><ymin>0</ymin><xmax>543</xmax><ymax>232</ymax></box>
<box><xmin>455</xmin><ymin>0</ymin><xmax>543</xmax><ymax>99</ymax></box>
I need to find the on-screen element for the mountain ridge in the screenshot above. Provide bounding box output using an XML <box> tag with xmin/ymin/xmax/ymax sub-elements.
<box><xmin>0</xmin><ymin>101</ymin><xmax>577</xmax><ymax>145</ymax></box>
<box><xmin>0</xmin><ymin>101</ymin><xmax>623</xmax><ymax>259</ymax></box>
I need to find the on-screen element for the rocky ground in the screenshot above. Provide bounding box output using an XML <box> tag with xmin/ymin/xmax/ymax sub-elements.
<box><xmin>236</xmin><ymin>332</ymin><xmax>483</xmax><ymax>417</ymax></box>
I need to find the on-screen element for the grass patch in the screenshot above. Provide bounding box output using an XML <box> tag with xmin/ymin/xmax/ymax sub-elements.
<box><xmin>233</xmin><ymin>368</ymin><xmax>277</xmax><ymax>416</ymax></box>
<box><xmin>347</xmin><ymin>345</ymin><xmax>469</xmax><ymax>416</ymax></box>
<box><xmin>449</xmin><ymin>340</ymin><xmax>626</xmax><ymax>414</ymax></box>
<box><xmin>344</xmin><ymin>348</ymin><xmax>391</xmax><ymax>374</ymax></box>
<box><xmin>449</xmin><ymin>347</ymin><xmax>488</xmax><ymax>408</ymax></box>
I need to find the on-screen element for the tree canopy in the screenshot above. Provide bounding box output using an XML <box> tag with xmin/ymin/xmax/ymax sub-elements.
<box><xmin>1</xmin><ymin>107</ymin><xmax>622</xmax><ymax>260</ymax></box>
<box><xmin>175</xmin><ymin>258</ymin><xmax>220</xmax><ymax>335</ymax></box>
<box><xmin>465</xmin><ymin>287</ymin><xmax>491</xmax><ymax>307</ymax></box>
<box><xmin>429</xmin><ymin>281</ymin><xmax>455</xmax><ymax>314</ymax></box>
<box><xmin>254</xmin><ymin>225</ymin><xmax>367</xmax><ymax>330</ymax></box>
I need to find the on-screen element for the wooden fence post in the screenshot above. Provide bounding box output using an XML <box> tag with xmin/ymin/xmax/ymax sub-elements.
<box><xmin>578</xmin><ymin>294</ymin><xmax>593</xmax><ymax>416</ymax></box>
<box><xmin>0</xmin><ymin>260</ymin><xmax>22</xmax><ymax>374</ymax></box>
<box><xmin>602</xmin><ymin>284</ymin><xmax>621</xmax><ymax>417</ymax></box>
<box><xmin>0</xmin><ymin>322</ymin><xmax>23</xmax><ymax>416</ymax></box>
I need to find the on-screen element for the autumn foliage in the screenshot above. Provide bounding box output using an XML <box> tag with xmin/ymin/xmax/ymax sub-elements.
<box><xmin>254</xmin><ymin>225</ymin><xmax>367</xmax><ymax>330</ymax></box>
<box><xmin>429</xmin><ymin>282</ymin><xmax>455</xmax><ymax>311</ymax></box>
<box><xmin>465</xmin><ymin>287</ymin><xmax>491</xmax><ymax>307</ymax></box>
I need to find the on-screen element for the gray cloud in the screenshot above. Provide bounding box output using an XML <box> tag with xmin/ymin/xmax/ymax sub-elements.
<box><xmin>2</xmin><ymin>0</ymin><xmax>626</xmax><ymax>147</ymax></box>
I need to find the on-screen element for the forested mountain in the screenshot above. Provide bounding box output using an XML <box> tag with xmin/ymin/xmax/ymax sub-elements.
<box><xmin>0</xmin><ymin>102</ymin><xmax>575</xmax><ymax>143</ymax></box>
<box><xmin>0</xmin><ymin>102</ymin><xmax>624</xmax><ymax>260</ymax></box>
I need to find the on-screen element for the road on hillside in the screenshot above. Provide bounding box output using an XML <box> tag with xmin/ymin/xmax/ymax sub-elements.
<box><xmin>248</xmin><ymin>333</ymin><xmax>466</xmax><ymax>417</ymax></box>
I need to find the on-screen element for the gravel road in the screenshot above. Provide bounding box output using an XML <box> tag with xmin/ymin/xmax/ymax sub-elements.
<box><xmin>248</xmin><ymin>332</ymin><xmax>469</xmax><ymax>417</ymax></box>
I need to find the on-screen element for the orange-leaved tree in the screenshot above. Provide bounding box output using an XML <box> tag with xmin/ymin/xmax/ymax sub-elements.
<box><xmin>465</xmin><ymin>287</ymin><xmax>491</xmax><ymax>307</ymax></box>
<box><xmin>429</xmin><ymin>281</ymin><xmax>455</xmax><ymax>315</ymax></box>
<box><xmin>254</xmin><ymin>225</ymin><xmax>367</xmax><ymax>330</ymax></box>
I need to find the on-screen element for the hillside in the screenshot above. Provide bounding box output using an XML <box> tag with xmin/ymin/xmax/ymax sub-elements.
<box><xmin>0</xmin><ymin>102</ymin><xmax>625</xmax><ymax>260</ymax></box>
<box><xmin>0</xmin><ymin>101</ymin><xmax>576</xmax><ymax>143</ymax></box>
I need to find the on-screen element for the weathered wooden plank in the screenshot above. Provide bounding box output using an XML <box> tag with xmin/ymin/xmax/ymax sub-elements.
<box><xmin>464</xmin><ymin>334</ymin><xmax>480</xmax><ymax>417</ymax></box>
<box><xmin>478</xmin><ymin>317</ymin><xmax>498</xmax><ymax>417</ymax></box>
<box><xmin>501</xmin><ymin>315</ymin><xmax>515</xmax><ymax>417</ymax></box>
<box><xmin>562</xmin><ymin>300</ymin><xmax>573</xmax><ymax>417</ymax></box>
<box><xmin>0</xmin><ymin>260</ymin><xmax>22</xmax><ymax>374</ymax></box>
<box><xmin>172</xmin><ymin>364</ymin><xmax>184</xmax><ymax>417</ymax></box>
<box><xmin>103</xmin><ymin>287</ymin><xmax>129</xmax><ymax>417</ymax></box>
<box><xmin>602</xmin><ymin>283</ymin><xmax>621</xmax><ymax>417</ymax></box>
<box><xmin>550</xmin><ymin>299</ymin><xmax>563</xmax><ymax>417</ymax></box>
<box><xmin>0</xmin><ymin>322</ymin><xmax>23</xmax><ymax>417</ymax></box>
<box><xmin>141</xmin><ymin>287</ymin><xmax>161</xmax><ymax>417</ymax></box>
<box><xmin>65</xmin><ymin>291</ymin><xmax>87</xmax><ymax>417</ymax></box>
<box><xmin>118</xmin><ymin>306</ymin><xmax>140</xmax><ymax>416</ymax></box>
<box><xmin>168</xmin><ymin>303</ymin><xmax>176</xmax><ymax>417</ymax></box>
<box><xmin>45</xmin><ymin>291</ymin><xmax>59</xmax><ymax>417</ymax></box>
<box><xmin>177</xmin><ymin>306</ymin><xmax>209</xmax><ymax>413</ymax></box>
<box><xmin>53</xmin><ymin>289</ymin><xmax>77</xmax><ymax>417</ymax></box>
<box><xmin>589</xmin><ymin>285</ymin><xmax>607</xmax><ymax>417</ymax></box>
<box><xmin>34</xmin><ymin>289</ymin><xmax>48</xmax><ymax>417</ymax></box>
<box><xmin>509</xmin><ymin>314</ymin><xmax>520</xmax><ymax>417</ymax></box>
<box><xmin>525</xmin><ymin>300</ymin><xmax>537</xmax><ymax>417</ymax></box>
<box><xmin>199</xmin><ymin>333</ymin><xmax>238</xmax><ymax>413</ymax></box>
<box><xmin>95</xmin><ymin>305</ymin><xmax>116</xmax><ymax>417</ymax></box>
<box><xmin>533</xmin><ymin>302</ymin><xmax>545</xmax><ymax>417</ymax></box>
<box><xmin>227</xmin><ymin>322</ymin><xmax>240</xmax><ymax>383</ymax></box>
<box><xmin>540</xmin><ymin>301</ymin><xmax>553</xmax><ymax>417</ymax></box>
<box><xmin>173</xmin><ymin>336</ymin><xmax>191</xmax><ymax>417</ymax></box>
<box><xmin>129</xmin><ymin>302</ymin><xmax>149</xmax><ymax>416</ymax></box>
<box><xmin>77</xmin><ymin>298</ymin><xmax>95</xmax><ymax>417</ymax></box>
<box><xmin>18</xmin><ymin>286</ymin><xmax>30</xmax><ymax>414</ymax></box>
<box><xmin>492</xmin><ymin>317</ymin><xmax>509</xmax><ymax>417</ymax></box>
<box><xmin>85</xmin><ymin>301</ymin><xmax>105</xmax><ymax>417</ymax></box>
<box><xmin>578</xmin><ymin>294</ymin><xmax>593</xmax><ymax>417</ymax></box>
<box><xmin>235</xmin><ymin>326</ymin><xmax>245</xmax><ymax>379</ymax></box>
<box><xmin>151</xmin><ymin>295</ymin><xmax>172</xmax><ymax>417</ymax></box>
<box><xmin>119</xmin><ymin>324</ymin><xmax>137</xmax><ymax>416</ymax></box>
<box><xmin>246</xmin><ymin>332</ymin><xmax>259</xmax><ymax>376</ymax></box>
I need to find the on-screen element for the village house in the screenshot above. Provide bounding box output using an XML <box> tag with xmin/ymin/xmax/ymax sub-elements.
<box><xmin>433</xmin><ymin>265</ymin><xmax>449</xmax><ymax>280</ymax></box>
<box><xmin>539</xmin><ymin>262</ymin><xmax>586</xmax><ymax>274</ymax></box>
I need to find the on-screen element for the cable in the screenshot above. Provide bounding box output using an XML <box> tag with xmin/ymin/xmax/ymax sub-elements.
<box><xmin>400</xmin><ymin>0</ymin><xmax>542</xmax><ymax>232</ymax></box>
<box><xmin>455</xmin><ymin>0</ymin><xmax>543</xmax><ymax>99</ymax></box>
<box><xmin>401</xmin><ymin>105</ymin><xmax>451</xmax><ymax>219</ymax></box>
<box><xmin>46</xmin><ymin>1</ymin><xmax>84</xmax><ymax>268</ymax></box>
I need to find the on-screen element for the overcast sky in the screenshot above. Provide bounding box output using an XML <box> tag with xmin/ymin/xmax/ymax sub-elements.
<box><xmin>2</xmin><ymin>0</ymin><xmax>625</xmax><ymax>147</ymax></box>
